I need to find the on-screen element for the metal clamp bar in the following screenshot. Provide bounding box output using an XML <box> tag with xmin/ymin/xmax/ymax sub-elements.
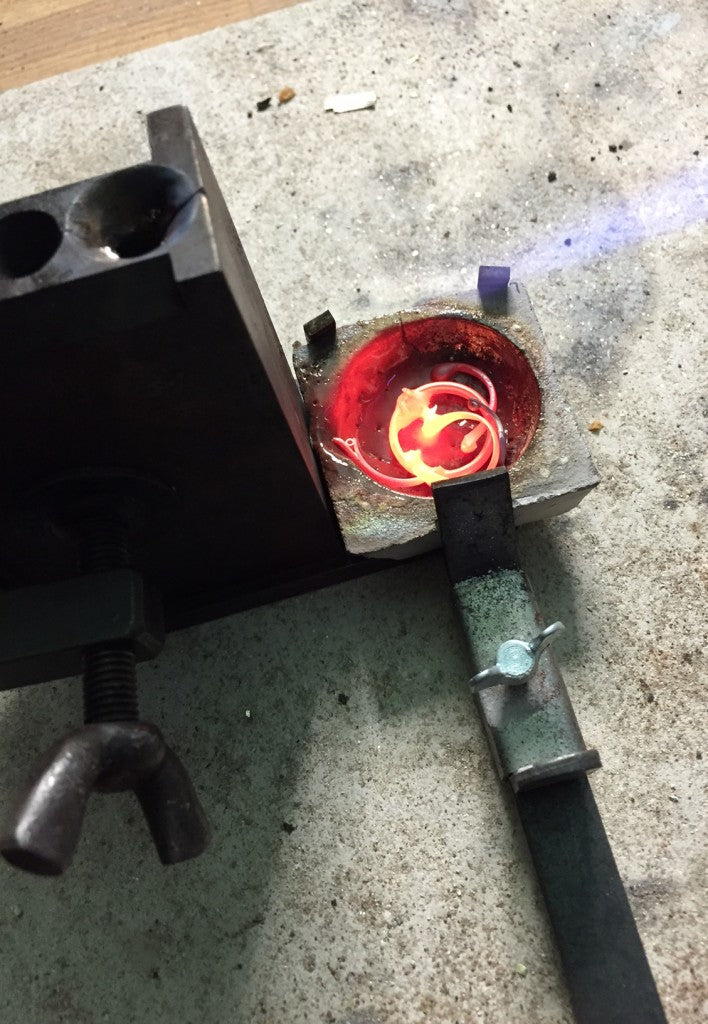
<box><xmin>433</xmin><ymin>469</ymin><xmax>600</xmax><ymax>792</ymax></box>
<box><xmin>0</xmin><ymin>569</ymin><xmax>164</xmax><ymax>690</ymax></box>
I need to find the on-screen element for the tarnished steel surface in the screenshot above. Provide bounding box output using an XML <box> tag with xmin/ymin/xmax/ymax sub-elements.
<box><xmin>0</xmin><ymin>721</ymin><xmax>210</xmax><ymax>875</ymax></box>
<box><xmin>295</xmin><ymin>283</ymin><xmax>599</xmax><ymax>557</ymax></box>
<box><xmin>434</xmin><ymin>471</ymin><xmax>600</xmax><ymax>791</ymax></box>
<box><xmin>454</xmin><ymin>568</ymin><xmax>601</xmax><ymax>790</ymax></box>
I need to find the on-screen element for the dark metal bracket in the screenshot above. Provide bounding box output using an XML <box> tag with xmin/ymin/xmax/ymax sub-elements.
<box><xmin>0</xmin><ymin>569</ymin><xmax>163</xmax><ymax>691</ymax></box>
<box><xmin>433</xmin><ymin>469</ymin><xmax>601</xmax><ymax>792</ymax></box>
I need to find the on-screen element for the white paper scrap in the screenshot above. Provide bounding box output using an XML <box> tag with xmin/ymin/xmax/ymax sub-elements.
<box><xmin>324</xmin><ymin>91</ymin><xmax>377</xmax><ymax>113</ymax></box>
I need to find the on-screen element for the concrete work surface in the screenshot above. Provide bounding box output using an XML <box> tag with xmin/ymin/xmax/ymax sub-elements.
<box><xmin>0</xmin><ymin>1</ymin><xmax>706</xmax><ymax>1021</ymax></box>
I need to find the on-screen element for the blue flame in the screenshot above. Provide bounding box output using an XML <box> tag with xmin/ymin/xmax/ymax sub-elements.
<box><xmin>511</xmin><ymin>163</ymin><xmax>707</xmax><ymax>279</ymax></box>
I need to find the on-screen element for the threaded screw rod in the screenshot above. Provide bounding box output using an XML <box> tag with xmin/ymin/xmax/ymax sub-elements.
<box><xmin>80</xmin><ymin>511</ymin><xmax>139</xmax><ymax>724</ymax></box>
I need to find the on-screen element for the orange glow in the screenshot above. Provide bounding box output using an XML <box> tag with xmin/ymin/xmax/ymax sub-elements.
<box><xmin>333</xmin><ymin>370</ymin><xmax>504</xmax><ymax>492</ymax></box>
<box><xmin>388</xmin><ymin>382</ymin><xmax>500</xmax><ymax>485</ymax></box>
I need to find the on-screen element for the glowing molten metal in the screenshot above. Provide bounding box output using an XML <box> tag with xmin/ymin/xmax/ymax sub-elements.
<box><xmin>334</xmin><ymin>363</ymin><xmax>507</xmax><ymax>492</ymax></box>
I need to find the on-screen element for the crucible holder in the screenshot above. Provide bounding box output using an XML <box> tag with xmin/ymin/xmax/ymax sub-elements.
<box><xmin>295</xmin><ymin>277</ymin><xmax>599</xmax><ymax>559</ymax></box>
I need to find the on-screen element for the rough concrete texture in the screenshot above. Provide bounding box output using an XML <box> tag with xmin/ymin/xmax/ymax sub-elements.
<box><xmin>0</xmin><ymin>1</ymin><xmax>706</xmax><ymax>1022</ymax></box>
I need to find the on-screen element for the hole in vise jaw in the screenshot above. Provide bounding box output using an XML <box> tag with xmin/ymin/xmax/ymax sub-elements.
<box><xmin>66</xmin><ymin>164</ymin><xmax>199</xmax><ymax>260</ymax></box>
<box><xmin>0</xmin><ymin>209</ymin><xmax>63</xmax><ymax>279</ymax></box>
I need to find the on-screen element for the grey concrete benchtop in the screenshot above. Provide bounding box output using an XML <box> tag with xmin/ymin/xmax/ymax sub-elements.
<box><xmin>0</xmin><ymin>1</ymin><xmax>705</xmax><ymax>1021</ymax></box>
